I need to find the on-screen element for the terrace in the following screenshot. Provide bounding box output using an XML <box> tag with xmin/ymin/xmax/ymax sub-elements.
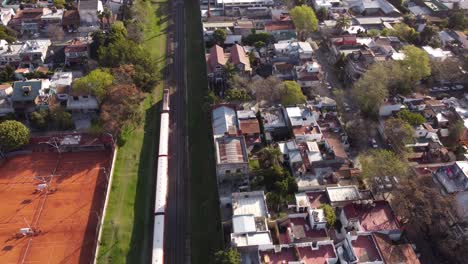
<box><xmin>295</xmin><ymin>190</ymin><xmax>330</xmax><ymax>211</ymax></box>
<box><xmin>351</xmin><ymin>235</ymin><xmax>383</xmax><ymax>263</ymax></box>
<box><xmin>278</xmin><ymin>215</ymin><xmax>329</xmax><ymax>244</ymax></box>
<box><xmin>342</xmin><ymin>201</ymin><xmax>400</xmax><ymax>233</ymax></box>
<box><xmin>297</xmin><ymin>243</ymin><xmax>337</xmax><ymax>264</ymax></box>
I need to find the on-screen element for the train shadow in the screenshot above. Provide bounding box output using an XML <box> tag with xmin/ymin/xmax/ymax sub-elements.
<box><xmin>126</xmin><ymin>100</ymin><xmax>162</xmax><ymax>263</ymax></box>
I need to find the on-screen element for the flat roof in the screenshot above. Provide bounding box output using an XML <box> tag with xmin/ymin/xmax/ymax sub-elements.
<box><xmin>215</xmin><ymin>136</ymin><xmax>248</xmax><ymax>164</ymax></box>
<box><xmin>351</xmin><ymin>235</ymin><xmax>383</xmax><ymax>263</ymax></box>
<box><xmin>232</xmin><ymin>214</ymin><xmax>256</xmax><ymax>234</ymax></box>
<box><xmin>326</xmin><ymin>186</ymin><xmax>360</xmax><ymax>202</ymax></box>
<box><xmin>297</xmin><ymin>243</ymin><xmax>337</xmax><ymax>264</ymax></box>
<box><xmin>232</xmin><ymin>191</ymin><xmax>268</xmax><ymax>217</ymax></box>
<box><xmin>231</xmin><ymin>231</ymin><xmax>272</xmax><ymax>247</ymax></box>
<box><xmin>343</xmin><ymin>201</ymin><xmax>400</xmax><ymax>232</ymax></box>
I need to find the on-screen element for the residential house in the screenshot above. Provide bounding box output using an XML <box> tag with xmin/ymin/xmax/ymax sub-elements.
<box><xmin>434</xmin><ymin>161</ymin><xmax>468</xmax><ymax>194</ymax></box>
<box><xmin>422</xmin><ymin>46</ymin><xmax>452</xmax><ymax>61</ymax></box>
<box><xmin>325</xmin><ymin>185</ymin><xmax>372</xmax><ymax>207</ymax></box>
<box><xmin>0</xmin><ymin>40</ymin><xmax>22</xmax><ymax>67</ymax></box>
<box><xmin>50</xmin><ymin>72</ymin><xmax>72</xmax><ymax>103</ymax></box>
<box><xmin>41</xmin><ymin>8</ymin><xmax>64</xmax><ymax>26</ymax></box>
<box><xmin>66</xmin><ymin>90</ymin><xmax>99</xmax><ymax>113</ymax></box>
<box><xmin>62</xmin><ymin>10</ymin><xmax>80</xmax><ymax>31</ymax></box>
<box><xmin>373</xmin><ymin>233</ymin><xmax>421</xmax><ymax>264</ymax></box>
<box><xmin>11</xmin><ymin>79</ymin><xmax>50</xmax><ymax>114</ymax></box>
<box><xmin>264</xmin><ymin>21</ymin><xmax>296</xmax><ymax>41</ymax></box>
<box><xmin>78</xmin><ymin>0</ymin><xmax>104</xmax><ymax>30</ymax></box>
<box><xmin>340</xmin><ymin>200</ymin><xmax>401</xmax><ymax>239</ymax></box>
<box><xmin>212</xmin><ymin>104</ymin><xmax>238</xmax><ymax>138</ymax></box>
<box><xmin>353</xmin><ymin>16</ymin><xmax>401</xmax><ymax>31</ymax></box>
<box><xmin>215</xmin><ymin>135</ymin><xmax>249</xmax><ymax>181</ymax></box>
<box><xmin>236</xmin><ymin>109</ymin><xmax>260</xmax><ymax>146</ymax></box>
<box><xmin>295</xmin><ymin>61</ymin><xmax>322</xmax><ymax>89</ymax></box>
<box><xmin>274</xmin><ymin>40</ymin><xmax>313</xmax><ymax>60</ymax></box>
<box><xmin>0</xmin><ymin>83</ymin><xmax>13</xmax><ymax>116</ymax></box>
<box><xmin>214</xmin><ymin>0</ymin><xmax>274</xmax><ymax>8</ymax></box>
<box><xmin>345</xmin><ymin>0</ymin><xmax>401</xmax><ymax>16</ymax></box>
<box><xmin>0</xmin><ymin>8</ymin><xmax>15</xmax><ymax>26</ymax></box>
<box><xmin>277</xmin><ymin>211</ymin><xmax>330</xmax><ymax>244</ymax></box>
<box><xmin>337</xmin><ymin>233</ymin><xmax>385</xmax><ymax>263</ymax></box>
<box><xmin>313</xmin><ymin>0</ymin><xmax>341</xmax><ymax>10</ymax></box>
<box><xmin>379</xmin><ymin>101</ymin><xmax>404</xmax><ymax>116</ymax></box>
<box><xmin>258</xmin><ymin>241</ymin><xmax>338</xmax><ymax>264</ymax></box>
<box><xmin>260</xmin><ymin>107</ymin><xmax>290</xmax><ymax>141</ymax></box>
<box><xmin>18</xmin><ymin>39</ymin><xmax>52</xmax><ymax>67</ymax></box>
<box><xmin>279</xmin><ymin>139</ymin><xmax>305</xmax><ymax>175</ymax></box>
<box><xmin>272</xmin><ymin>62</ymin><xmax>295</xmax><ymax>80</ymax></box>
<box><xmin>233</xmin><ymin>20</ymin><xmax>254</xmax><ymax>37</ymax></box>
<box><xmin>8</xmin><ymin>8</ymin><xmax>44</xmax><ymax>35</ymax></box>
<box><xmin>64</xmin><ymin>39</ymin><xmax>89</xmax><ymax>66</ymax></box>
<box><xmin>229</xmin><ymin>44</ymin><xmax>252</xmax><ymax>76</ymax></box>
<box><xmin>285</xmin><ymin>106</ymin><xmax>322</xmax><ymax>142</ymax></box>
<box><xmin>206</xmin><ymin>44</ymin><xmax>227</xmax><ymax>81</ymax></box>
<box><xmin>230</xmin><ymin>191</ymin><xmax>273</xmax><ymax>248</ymax></box>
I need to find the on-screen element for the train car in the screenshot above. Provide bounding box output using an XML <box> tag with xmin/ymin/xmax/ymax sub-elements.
<box><xmin>158</xmin><ymin>113</ymin><xmax>169</xmax><ymax>157</ymax></box>
<box><xmin>154</xmin><ymin>156</ymin><xmax>168</xmax><ymax>214</ymax></box>
<box><xmin>152</xmin><ymin>214</ymin><xmax>165</xmax><ymax>264</ymax></box>
<box><xmin>162</xmin><ymin>88</ymin><xmax>170</xmax><ymax>113</ymax></box>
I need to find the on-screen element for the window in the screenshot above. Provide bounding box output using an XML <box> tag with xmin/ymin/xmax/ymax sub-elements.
<box><xmin>225</xmin><ymin>170</ymin><xmax>231</xmax><ymax>174</ymax></box>
<box><xmin>236</xmin><ymin>169</ymin><xmax>241</xmax><ymax>173</ymax></box>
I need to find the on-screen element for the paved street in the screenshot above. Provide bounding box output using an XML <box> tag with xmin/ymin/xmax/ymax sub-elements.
<box><xmin>165</xmin><ymin>0</ymin><xmax>189</xmax><ymax>263</ymax></box>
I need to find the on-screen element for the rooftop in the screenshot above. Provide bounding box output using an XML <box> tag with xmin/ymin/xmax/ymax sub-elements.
<box><xmin>373</xmin><ymin>233</ymin><xmax>421</xmax><ymax>264</ymax></box>
<box><xmin>434</xmin><ymin>161</ymin><xmax>468</xmax><ymax>193</ymax></box>
<box><xmin>261</xmin><ymin>107</ymin><xmax>286</xmax><ymax>129</ymax></box>
<box><xmin>259</xmin><ymin>242</ymin><xmax>337</xmax><ymax>264</ymax></box>
<box><xmin>232</xmin><ymin>191</ymin><xmax>268</xmax><ymax>217</ymax></box>
<box><xmin>351</xmin><ymin>235</ymin><xmax>383</xmax><ymax>263</ymax></box>
<box><xmin>212</xmin><ymin>105</ymin><xmax>237</xmax><ymax>137</ymax></box>
<box><xmin>295</xmin><ymin>190</ymin><xmax>329</xmax><ymax>209</ymax></box>
<box><xmin>215</xmin><ymin>136</ymin><xmax>248</xmax><ymax>164</ymax></box>
<box><xmin>343</xmin><ymin>201</ymin><xmax>400</xmax><ymax>232</ymax></box>
<box><xmin>326</xmin><ymin>186</ymin><xmax>360</xmax><ymax>203</ymax></box>
<box><xmin>11</xmin><ymin>80</ymin><xmax>43</xmax><ymax>102</ymax></box>
<box><xmin>259</xmin><ymin>246</ymin><xmax>297</xmax><ymax>264</ymax></box>
<box><xmin>297</xmin><ymin>243</ymin><xmax>337</xmax><ymax>264</ymax></box>
<box><xmin>279</xmin><ymin>216</ymin><xmax>328</xmax><ymax>243</ymax></box>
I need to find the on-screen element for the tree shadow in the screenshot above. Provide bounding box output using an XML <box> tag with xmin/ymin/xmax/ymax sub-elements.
<box><xmin>126</xmin><ymin>100</ymin><xmax>161</xmax><ymax>263</ymax></box>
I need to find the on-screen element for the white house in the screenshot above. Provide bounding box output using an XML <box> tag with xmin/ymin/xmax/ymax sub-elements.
<box><xmin>423</xmin><ymin>46</ymin><xmax>452</xmax><ymax>61</ymax></box>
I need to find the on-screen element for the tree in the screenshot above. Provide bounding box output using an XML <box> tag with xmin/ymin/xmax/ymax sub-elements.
<box><xmin>31</xmin><ymin>109</ymin><xmax>49</xmax><ymax>130</ymax></box>
<box><xmin>447</xmin><ymin>120</ymin><xmax>464</xmax><ymax>147</ymax></box>
<box><xmin>368</xmin><ymin>29</ymin><xmax>380</xmax><ymax>37</ymax></box>
<box><xmin>334</xmin><ymin>15</ymin><xmax>351</xmax><ymax>34</ymax></box>
<box><xmin>100</xmin><ymin>84</ymin><xmax>144</xmax><ymax>135</ymax></box>
<box><xmin>290</xmin><ymin>5</ymin><xmax>318</xmax><ymax>40</ymax></box>
<box><xmin>225</xmin><ymin>88</ymin><xmax>251</xmax><ymax>102</ymax></box>
<box><xmin>50</xmin><ymin>108</ymin><xmax>74</xmax><ymax>130</ymax></box>
<box><xmin>391</xmin><ymin>176</ymin><xmax>452</xmax><ymax>250</ymax></box>
<box><xmin>419</xmin><ymin>25</ymin><xmax>437</xmax><ymax>45</ymax></box>
<box><xmin>253</xmin><ymin>41</ymin><xmax>265</xmax><ymax>50</ymax></box>
<box><xmin>223</xmin><ymin>62</ymin><xmax>236</xmax><ymax>80</ymax></box>
<box><xmin>249</xmin><ymin>76</ymin><xmax>282</xmax><ymax>106</ymax></box>
<box><xmin>279</xmin><ymin>81</ymin><xmax>306</xmax><ymax>106</ymax></box>
<box><xmin>53</xmin><ymin>0</ymin><xmax>65</xmax><ymax>8</ymax></box>
<box><xmin>242</xmin><ymin>32</ymin><xmax>274</xmax><ymax>46</ymax></box>
<box><xmin>0</xmin><ymin>120</ymin><xmax>30</xmax><ymax>152</ymax></box>
<box><xmin>388</xmin><ymin>0</ymin><xmax>402</xmax><ymax>8</ymax></box>
<box><xmin>384</xmin><ymin>118</ymin><xmax>414</xmax><ymax>154</ymax></box>
<box><xmin>448</xmin><ymin>10</ymin><xmax>467</xmax><ymax>30</ymax></box>
<box><xmin>430</xmin><ymin>58</ymin><xmax>464</xmax><ymax>83</ymax></box>
<box><xmin>0</xmin><ymin>25</ymin><xmax>17</xmax><ymax>43</ymax></box>
<box><xmin>351</xmin><ymin>63</ymin><xmax>389</xmax><ymax>117</ymax></box>
<box><xmin>213</xmin><ymin>248</ymin><xmax>241</xmax><ymax>264</ymax></box>
<box><xmin>389</xmin><ymin>23</ymin><xmax>419</xmax><ymax>44</ymax></box>
<box><xmin>319</xmin><ymin>204</ymin><xmax>336</xmax><ymax>226</ymax></box>
<box><xmin>258</xmin><ymin>146</ymin><xmax>282</xmax><ymax>169</ymax></box>
<box><xmin>213</xmin><ymin>29</ymin><xmax>227</xmax><ymax>45</ymax></box>
<box><xmin>72</xmin><ymin>69</ymin><xmax>114</xmax><ymax>101</ymax></box>
<box><xmin>0</xmin><ymin>65</ymin><xmax>15</xmax><ymax>82</ymax></box>
<box><xmin>397</xmin><ymin>109</ymin><xmax>425</xmax><ymax>126</ymax></box>
<box><xmin>359</xmin><ymin>149</ymin><xmax>409</xmax><ymax>194</ymax></box>
<box><xmin>400</xmin><ymin>45</ymin><xmax>431</xmax><ymax>84</ymax></box>
<box><xmin>316</xmin><ymin>7</ymin><xmax>328</xmax><ymax>22</ymax></box>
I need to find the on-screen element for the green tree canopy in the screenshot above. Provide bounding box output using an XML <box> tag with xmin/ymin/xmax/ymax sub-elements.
<box><xmin>280</xmin><ymin>81</ymin><xmax>306</xmax><ymax>106</ymax></box>
<box><xmin>448</xmin><ymin>10</ymin><xmax>468</xmax><ymax>30</ymax></box>
<box><xmin>384</xmin><ymin>118</ymin><xmax>414</xmax><ymax>154</ymax></box>
<box><xmin>334</xmin><ymin>15</ymin><xmax>351</xmax><ymax>33</ymax></box>
<box><xmin>0</xmin><ymin>25</ymin><xmax>16</xmax><ymax>43</ymax></box>
<box><xmin>290</xmin><ymin>5</ymin><xmax>318</xmax><ymax>40</ymax></box>
<box><xmin>400</xmin><ymin>45</ymin><xmax>431</xmax><ymax>84</ymax></box>
<box><xmin>359</xmin><ymin>149</ymin><xmax>409</xmax><ymax>181</ymax></box>
<box><xmin>316</xmin><ymin>7</ymin><xmax>328</xmax><ymax>22</ymax></box>
<box><xmin>53</xmin><ymin>0</ymin><xmax>65</xmax><ymax>8</ymax></box>
<box><xmin>388</xmin><ymin>23</ymin><xmax>419</xmax><ymax>44</ymax></box>
<box><xmin>397</xmin><ymin>109</ymin><xmax>425</xmax><ymax>126</ymax></box>
<box><xmin>319</xmin><ymin>204</ymin><xmax>336</xmax><ymax>226</ymax></box>
<box><xmin>72</xmin><ymin>69</ymin><xmax>114</xmax><ymax>101</ymax></box>
<box><xmin>0</xmin><ymin>120</ymin><xmax>30</xmax><ymax>152</ymax></box>
<box><xmin>213</xmin><ymin>29</ymin><xmax>227</xmax><ymax>45</ymax></box>
<box><xmin>351</xmin><ymin>63</ymin><xmax>389</xmax><ymax>117</ymax></box>
<box><xmin>213</xmin><ymin>248</ymin><xmax>241</xmax><ymax>264</ymax></box>
<box><xmin>242</xmin><ymin>32</ymin><xmax>274</xmax><ymax>46</ymax></box>
<box><xmin>225</xmin><ymin>88</ymin><xmax>251</xmax><ymax>102</ymax></box>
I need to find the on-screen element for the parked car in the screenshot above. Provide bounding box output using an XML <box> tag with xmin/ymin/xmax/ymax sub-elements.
<box><xmin>451</xmin><ymin>85</ymin><xmax>464</xmax><ymax>91</ymax></box>
<box><xmin>370</xmin><ymin>138</ymin><xmax>378</xmax><ymax>148</ymax></box>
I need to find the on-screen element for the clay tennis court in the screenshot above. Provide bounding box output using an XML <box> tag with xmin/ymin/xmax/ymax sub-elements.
<box><xmin>0</xmin><ymin>150</ymin><xmax>111</xmax><ymax>264</ymax></box>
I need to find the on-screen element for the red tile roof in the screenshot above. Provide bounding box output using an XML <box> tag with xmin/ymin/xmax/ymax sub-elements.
<box><xmin>352</xmin><ymin>235</ymin><xmax>383</xmax><ymax>263</ymax></box>
<box><xmin>373</xmin><ymin>233</ymin><xmax>421</xmax><ymax>264</ymax></box>
<box><xmin>239</xmin><ymin>119</ymin><xmax>260</xmax><ymax>135</ymax></box>
<box><xmin>260</xmin><ymin>247</ymin><xmax>297</xmax><ymax>264</ymax></box>
<box><xmin>265</xmin><ymin>21</ymin><xmax>295</xmax><ymax>31</ymax></box>
<box><xmin>230</xmin><ymin>44</ymin><xmax>249</xmax><ymax>68</ymax></box>
<box><xmin>343</xmin><ymin>201</ymin><xmax>400</xmax><ymax>232</ymax></box>
<box><xmin>297</xmin><ymin>244</ymin><xmax>337</xmax><ymax>264</ymax></box>
<box><xmin>208</xmin><ymin>45</ymin><xmax>226</xmax><ymax>69</ymax></box>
